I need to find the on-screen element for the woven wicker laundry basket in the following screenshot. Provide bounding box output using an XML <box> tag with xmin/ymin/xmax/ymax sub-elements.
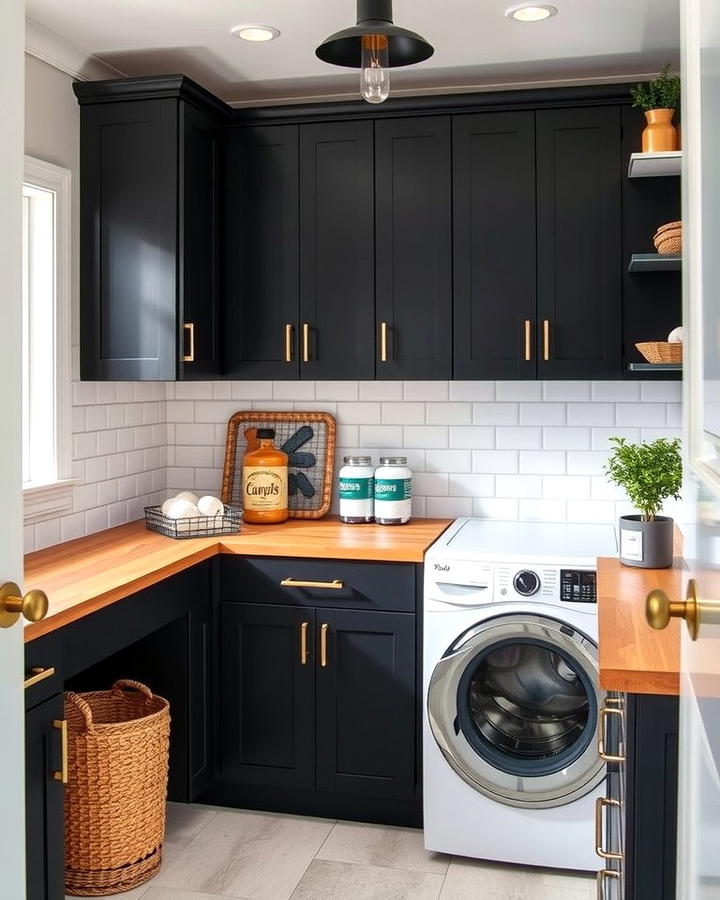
<box><xmin>64</xmin><ymin>680</ymin><xmax>170</xmax><ymax>896</ymax></box>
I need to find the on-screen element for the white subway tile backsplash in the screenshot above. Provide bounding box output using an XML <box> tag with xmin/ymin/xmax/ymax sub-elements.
<box><xmin>32</xmin><ymin>378</ymin><xmax>686</xmax><ymax>549</ymax></box>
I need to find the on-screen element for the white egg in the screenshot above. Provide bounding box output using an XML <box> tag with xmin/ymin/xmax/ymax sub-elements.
<box><xmin>165</xmin><ymin>498</ymin><xmax>199</xmax><ymax>520</ymax></box>
<box><xmin>175</xmin><ymin>490</ymin><xmax>200</xmax><ymax>505</ymax></box>
<box><xmin>668</xmin><ymin>326</ymin><xmax>684</xmax><ymax>343</ymax></box>
<box><xmin>198</xmin><ymin>495</ymin><xmax>224</xmax><ymax>517</ymax></box>
<box><xmin>161</xmin><ymin>498</ymin><xmax>177</xmax><ymax>516</ymax></box>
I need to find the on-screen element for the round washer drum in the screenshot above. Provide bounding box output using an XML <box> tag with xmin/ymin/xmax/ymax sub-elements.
<box><xmin>427</xmin><ymin>612</ymin><xmax>606</xmax><ymax>809</ymax></box>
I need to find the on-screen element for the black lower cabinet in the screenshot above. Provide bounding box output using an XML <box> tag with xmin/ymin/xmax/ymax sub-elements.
<box><xmin>220</xmin><ymin>603</ymin><xmax>316</xmax><ymax>789</ymax></box>
<box><xmin>209</xmin><ymin>558</ymin><xmax>421</xmax><ymax>825</ymax></box>
<box><xmin>26</xmin><ymin>694</ymin><xmax>64</xmax><ymax>900</ymax></box>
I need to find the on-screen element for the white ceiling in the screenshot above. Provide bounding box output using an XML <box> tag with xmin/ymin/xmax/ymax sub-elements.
<box><xmin>26</xmin><ymin>0</ymin><xmax>680</xmax><ymax>105</ymax></box>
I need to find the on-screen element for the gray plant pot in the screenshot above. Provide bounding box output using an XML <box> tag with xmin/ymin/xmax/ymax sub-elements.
<box><xmin>618</xmin><ymin>515</ymin><xmax>674</xmax><ymax>568</ymax></box>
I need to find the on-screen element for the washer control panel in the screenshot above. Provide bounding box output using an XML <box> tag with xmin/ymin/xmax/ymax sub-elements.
<box><xmin>560</xmin><ymin>569</ymin><xmax>597</xmax><ymax>603</ymax></box>
<box><xmin>495</xmin><ymin>564</ymin><xmax>595</xmax><ymax>605</ymax></box>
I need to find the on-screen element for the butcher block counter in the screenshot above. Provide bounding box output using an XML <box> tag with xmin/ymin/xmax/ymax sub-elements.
<box><xmin>598</xmin><ymin>555</ymin><xmax>683</xmax><ymax>696</ymax></box>
<box><xmin>23</xmin><ymin>516</ymin><xmax>452</xmax><ymax>641</ymax></box>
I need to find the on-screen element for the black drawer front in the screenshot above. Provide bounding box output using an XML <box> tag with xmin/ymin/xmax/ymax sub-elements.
<box><xmin>222</xmin><ymin>557</ymin><xmax>416</xmax><ymax>613</ymax></box>
<box><xmin>24</xmin><ymin>631</ymin><xmax>63</xmax><ymax>710</ymax></box>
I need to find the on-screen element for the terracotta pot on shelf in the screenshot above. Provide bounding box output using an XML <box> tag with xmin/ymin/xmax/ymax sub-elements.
<box><xmin>642</xmin><ymin>109</ymin><xmax>678</xmax><ymax>152</ymax></box>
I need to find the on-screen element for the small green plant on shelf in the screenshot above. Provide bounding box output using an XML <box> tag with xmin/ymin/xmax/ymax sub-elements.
<box><xmin>605</xmin><ymin>436</ymin><xmax>682</xmax><ymax>522</ymax></box>
<box><xmin>630</xmin><ymin>63</ymin><xmax>681</xmax><ymax>115</ymax></box>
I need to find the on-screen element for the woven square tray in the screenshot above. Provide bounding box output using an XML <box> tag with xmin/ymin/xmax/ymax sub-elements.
<box><xmin>221</xmin><ymin>411</ymin><xmax>336</xmax><ymax>519</ymax></box>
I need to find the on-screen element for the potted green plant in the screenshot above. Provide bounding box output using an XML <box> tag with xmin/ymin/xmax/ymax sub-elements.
<box><xmin>630</xmin><ymin>63</ymin><xmax>681</xmax><ymax>153</ymax></box>
<box><xmin>605</xmin><ymin>436</ymin><xmax>682</xmax><ymax>568</ymax></box>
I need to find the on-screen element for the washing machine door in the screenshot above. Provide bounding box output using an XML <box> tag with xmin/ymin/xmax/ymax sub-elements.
<box><xmin>427</xmin><ymin>612</ymin><xmax>605</xmax><ymax>809</ymax></box>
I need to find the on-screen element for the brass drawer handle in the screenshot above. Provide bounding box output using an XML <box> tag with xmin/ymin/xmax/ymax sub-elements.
<box><xmin>183</xmin><ymin>322</ymin><xmax>195</xmax><ymax>362</ymax></box>
<box><xmin>595</xmin><ymin>797</ymin><xmax>623</xmax><ymax>860</ymax></box>
<box><xmin>24</xmin><ymin>666</ymin><xmax>56</xmax><ymax>690</ymax></box>
<box><xmin>281</xmin><ymin>578</ymin><xmax>344</xmax><ymax>590</ymax></box>
<box><xmin>300</xmin><ymin>621</ymin><xmax>308</xmax><ymax>665</ymax></box>
<box><xmin>285</xmin><ymin>323</ymin><xmax>294</xmax><ymax>363</ymax></box>
<box><xmin>320</xmin><ymin>623</ymin><xmax>328</xmax><ymax>668</ymax></box>
<box><xmin>53</xmin><ymin>719</ymin><xmax>68</xmax><ymax>784</ymax></box>
<box><xmin>598</xmin><ymin>706</ymin><xmax>625</xmax><ymax>763</ymax></box>
<box><xmin>543</xmin><ymin>319</ymin><xmax>550</xmax><ymax>361</ymax></box>
<box><xmin>596</xmin><ymin>869</ymin><xmax>620</xmax><ymax>899</ymax></box>
<box><xmin>380</xmin><ymin>322</ymin><xmax>389</xmax><ymax>363</ymax></box>
<box><xmin>302</xmin><ymin>323</ymin><xmax>310</xmax><ymax>363</ymax></box>
<box><xmin>524</xmin><ymin>320</ymin><xmax>532</xmax><ymax>361</ymax></box>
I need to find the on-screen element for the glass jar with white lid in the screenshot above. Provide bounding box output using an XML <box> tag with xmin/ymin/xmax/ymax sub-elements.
<box><xmin>374</xmin><ymin>457</ymin><xmax>412</xmax><ymax>525</ymax></box>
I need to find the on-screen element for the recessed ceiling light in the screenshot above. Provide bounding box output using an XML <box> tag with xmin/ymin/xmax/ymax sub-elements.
<box><xmin>505</xmin><ymin>4</ymin><xmax>558</xmax><ymax>22</ymax></box>
<box><xmin>231</xmin><ymin>24</ymin><xmax>280</xmax><ymax>42</ymax></box>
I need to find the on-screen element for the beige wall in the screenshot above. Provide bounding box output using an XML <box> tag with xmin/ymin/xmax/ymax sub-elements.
<box><xmin>25</xmin><ymin>53</ymin><xmax>80</xmax><ymax>350</ymax></box>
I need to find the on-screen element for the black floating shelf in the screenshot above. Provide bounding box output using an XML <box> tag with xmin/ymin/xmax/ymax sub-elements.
<box><xmin>627</xmin><ymin>363</ymin><xmax>682</xmax><ymax>372</ymax></box>
<box><xmin>628</xmin><ymin>253</ymin><xmax>682</xmax><ymax>272</ymax></box>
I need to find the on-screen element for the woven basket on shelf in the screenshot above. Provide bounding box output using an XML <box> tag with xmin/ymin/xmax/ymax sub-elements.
<box><xmin>64</xmin><ymin>680</ymin><xmax>170</xmax><ymax>897</ymax></box>
<box><xmin>653</xmin><ymin>220</ymin><xmax>682</xmax><ymax>255</ymax></box>
<box><xmin>635</xmin><ymin>341</ymin><xmax>683</xmax><ymax>364</ymax></box>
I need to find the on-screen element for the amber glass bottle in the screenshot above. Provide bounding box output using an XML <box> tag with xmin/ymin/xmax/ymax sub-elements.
<box><xmin>242</xmin><ymin>428</ymin><xmax>289</xmax><ymax>524</ymax></box>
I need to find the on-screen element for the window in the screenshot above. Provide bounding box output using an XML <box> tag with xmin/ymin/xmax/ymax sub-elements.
<box><xmin>22</xmin><ymin>156</ymin><xmax>73</xmax><ymax>523</ymax></box>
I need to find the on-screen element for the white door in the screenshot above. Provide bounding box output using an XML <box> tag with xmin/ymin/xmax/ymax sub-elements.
<box><xmin>678</xmin><ymin>0</ymin><xmax>720</xmax><ymax>897</ymax></box>
<box><xmin>0</xmin><ymin>1</ymin><xmax>28</xmax><ymax>898</ymax></box>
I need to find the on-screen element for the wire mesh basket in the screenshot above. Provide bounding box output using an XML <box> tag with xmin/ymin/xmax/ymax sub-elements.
<box><xmin>144</xmin><ymin>505</ymin><xmax>242</xmax><ymax>539</ymax></box>
<box><xmin>221</xmin><ymin>411</ymin><xmax>336</xmax><ymax>519</ymax></box>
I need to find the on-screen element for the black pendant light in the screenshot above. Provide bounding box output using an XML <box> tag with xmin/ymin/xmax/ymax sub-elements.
<box><xmin>316</xmin><ymin>0</ymin><xmax>434</xmax><ymax>104</ymax></box>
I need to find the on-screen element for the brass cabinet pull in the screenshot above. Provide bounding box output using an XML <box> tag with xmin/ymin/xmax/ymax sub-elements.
<box><xmin>53</xmin><ymin>719</ymin><xmax>68</xmax><ymax>784</ymax></box>
<box><xmin>524</xmin><ymin>320</ymin><xmax>532</xmax><ymax>361</ymax></box>
<box><xmin>543</xmin><ymin>319</ymin><xmax>550</xmax><ymax>361</ymax></box>
<box><xmin>183</xmin><ymin>322</ymin><xmax>195</xmax><ymax>362</ymax></box>
<box><xmin>380</xmin><ymin>322</ymin><xmax>389</xmax><ymax>363</ymax></box>
<box><xmin>302</xmin><ymin>323</ymin><xmax>310</xmax><ymax>363</ymax></box>
<box><xmin>595</xmin><ymin>797</ymin><xmax>623</xmax><ymax>860</ymax></box>
<box><xmin>596</xmin><ymin>869</ymin><xmax>620</xmax><ymax>899</ymax></box>
<box><xmin>24</xmin><ymin>666</ymin><xmax>56</xmax><ymax>690</ymax></box>
<box><xmin>320</xmin><ymin>623</ymin><xmax>328</xmax><ymax>668</ymax></box>
<box><xmin>300</xmin><ymin>621</ymin><xmax>308</xmax><ymax>665</ymax></box>
<box><xmin>281</xmin><ymin>578</ymin><xmax>344</xmax><ymax>590</ymax></box>
<box><xmin>285</xmin><ymin>324</ymin><xmax>294</xmax><ymax>363</ymax></box>
<box><xmin>0</xmin><ymin>582</ymin><xmax>49</xmax><ymax>628</ymax></box>
<box><xmin>598</xmin><ymin>706</ymin><xmax>625</xmax><ymax>763</ymax></box>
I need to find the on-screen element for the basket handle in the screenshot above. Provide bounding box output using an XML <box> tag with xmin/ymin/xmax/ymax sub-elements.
<box><xmin>111</xmin><ymin>679</ymin><xmax>154</xmax><ymax>701</ymax></box>
<box><xmin>65</xmin><ymin>691</ymin><xmax>95</xmax><ymax>731</ymax></box>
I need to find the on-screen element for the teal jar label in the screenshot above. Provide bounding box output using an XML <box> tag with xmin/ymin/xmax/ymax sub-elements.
<box><xmin>374</xmin><ymin>478</ymin><xmax>412</xmax><ymax>501</ymax></box>
<box><xmin>339</xmin><ymin>477</ymin><xmax>373</xmax><ymax>500</ymax></box>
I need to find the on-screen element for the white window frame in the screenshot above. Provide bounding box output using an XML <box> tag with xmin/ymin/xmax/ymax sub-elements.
<box><xmin>22</xmin><ymin>155</ymin><xmax>74</xmax><ymax>524</ymax></box>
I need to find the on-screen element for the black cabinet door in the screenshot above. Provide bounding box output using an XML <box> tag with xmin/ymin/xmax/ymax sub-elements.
<box><xmin>26</xmin><ymin>694</ymin><xmax>64</xmax><ymax>900</ymax></box>
<box><xmin>224</xmin><ymin>125</ymin><xmax>300</xmax><ymax>379</ymax></box>
<box><xmin>375</xmin><ymin>117</ymin><xmax>452</xmax><ymax>379</ymax></box>
<box><xmin>299</xmin><ymin>121</ymin><xmax>375</xmax><ymax>380</ymax></box>
<box><xmin>453</xmin><ymin>111</ymin><xmax>537</xmax><ymax>379</ymax></box>
<box><xmin>180</xmin><ymin>102</ymin><xmax>222</xmax><ymax>379</ymax></box>
<box><xmin>536</xmin><ymin>107</ymin><xmax>622</xmax><ymax>378</ymax></box>
<box><xmin>220</xmin><ymin>603</ymin><xmax>315</xmax><ymax>789</ymax></box>
<box><xmin>80</xmin><ymin>98</ymin><xmax>179</xmax><ymax>381</ymax></box>
<box><xmin>188</xmin><ymin>598</ymin><xmax>213</xmax><ymax>799</ymax></box>
<box><xmin>316</xmin><ymin>608</ymin><xmax>415</xmax><ymax>800</ymax></box>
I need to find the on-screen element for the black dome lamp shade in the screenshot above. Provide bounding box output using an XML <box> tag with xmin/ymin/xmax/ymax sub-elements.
<box><xmin>316</xmin><ymin>0</ymin><xmax>434</xmax><ymax>104</ymax></box>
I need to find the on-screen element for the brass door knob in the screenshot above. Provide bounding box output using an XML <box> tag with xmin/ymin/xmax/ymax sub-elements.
<box><xmin>0</xmin><ymin>582</ymin><xmax>49</xmax><ymax>628</ymax></box>
<box><xmin>646</xmin><ymin>580</ymin><xmax>699</xmax><ymax>641</ymax></box>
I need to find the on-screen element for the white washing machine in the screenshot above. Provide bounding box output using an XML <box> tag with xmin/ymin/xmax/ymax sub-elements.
<box><xmin>423</xmin><ymin>518</ymin><xmax>618</xmax><ymax>871</ymax></box>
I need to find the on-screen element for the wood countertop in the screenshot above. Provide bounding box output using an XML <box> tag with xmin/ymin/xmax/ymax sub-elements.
<box><xmin>23</xmin><ymin>516</ymin><xmax>452</xmax><ymax>642</ymax></box>
<box><xmin>598</xmin><ymin>555</ymin><xmax>683</xmax><ymax>696</ymax></box>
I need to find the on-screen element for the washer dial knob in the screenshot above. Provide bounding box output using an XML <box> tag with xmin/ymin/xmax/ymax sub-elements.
<box><xmin>513</xmin><ymin>570</ymin><xmax>540</xmax><ymax>596</ymax></box>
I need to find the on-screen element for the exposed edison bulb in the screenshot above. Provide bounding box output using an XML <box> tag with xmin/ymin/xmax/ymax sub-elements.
<box><xmin>361</xmin><ymin>35</ymin><xmax>390</xmax><ymax>104</ymax></box>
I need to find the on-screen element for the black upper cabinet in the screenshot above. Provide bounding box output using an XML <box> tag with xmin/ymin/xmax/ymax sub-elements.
<box><xmin>26</xmin><ymin>694</ymin><xmax>64</xmax><ymax>900</ymax></box>
<box><xmin>299</xmin><ymin>121</ymin><xmax>375</xmax><ymax>380</ymax></box>
<box><xmin>536</xmin><ymin>106</ymin><xmax>622</xmax><ymax>378</ymax></box>
<box><xmin>225</xmin><ymin>125</ymin><xmax>300</xmax><ymax>380</ymax></box>
<box><xmin>375</xmin><ymin>117</ymin><xmax>452</xmax><ymax>379</ymax></box>
<box><xmin>74</xmin><ymin>77</ymin><xmax>227</xmax><ymax>380</ymax></box>
<box><xmin>315</xmin><ymin>608</ymin><xmax>415</xmax><ymax>800</ymax></box>
<box><xmin>453</xmin><ymin>111</ymin><xmax>537</xmax><ymax>380</ymax></box>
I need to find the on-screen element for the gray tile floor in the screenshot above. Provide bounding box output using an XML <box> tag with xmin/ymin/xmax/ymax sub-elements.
<box><xmin>67</xmin><ymin>802</ymin><xmax>596</xmax><ymax>900</ymax></box>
